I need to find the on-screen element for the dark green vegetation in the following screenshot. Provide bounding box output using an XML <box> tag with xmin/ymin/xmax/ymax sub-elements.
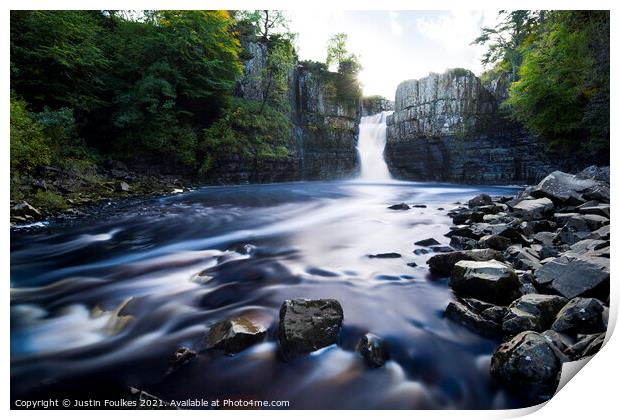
<box><xmin>476</xmin><ymin>11</ymin><xmax>609</xmax><ymax>159</ymax></box>
<box><xmin>10</xmin><ymin>10</ymin><xmax>362</xmax><ymax>212</ymax></box>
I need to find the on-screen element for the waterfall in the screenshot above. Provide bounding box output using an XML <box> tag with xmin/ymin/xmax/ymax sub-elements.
<box><xmin>357</xmin><ymin>111</ymin><xmax>393</xmax><ymax>180</ymax></box>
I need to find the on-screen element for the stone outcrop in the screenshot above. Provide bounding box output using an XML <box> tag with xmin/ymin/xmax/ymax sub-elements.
<box><xmin>385</xmin><ymin>69</ymin><xmax>576</xmax><ymax>184</ymax></box>
<box><xmin>361</xmin><ymin>95</ymin><xmax>394</xmax><ymax>116</ymax></box>
<box><xmin>207</xmin><ymin>44</ymin><xmax>361</xmax><ymax>184</ymax></box>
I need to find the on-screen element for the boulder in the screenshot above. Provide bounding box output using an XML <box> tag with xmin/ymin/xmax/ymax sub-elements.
<box><xmin>490</xmin><ymin>331</ymin><xmax>562</xmax><ymax>403</ymax></box>
<box><xmin>116</xmin><ymin>181</ymin><xmax>131</xmax><ymax>192</ymax></box>
<box><xmin>502</xmin><ymin>294</ymin><xmax>568</xmax><ymax>336</ymax></box>
<box><xmin>412</xmin><ymin>204</ymin><xmax>427</xmax><ymax>208</ymax></box>
<box><xmin>445</xmin><ymin>226</ymin><xmax>485</xmax><ymax>240</ymax></box>
<box><xmin>388</xmin><ymin>203</ymin><xmax>410</xmax><ymax>210</ymax></box>
<box><xmin>450</xmin><ymin>260</ymin><xmax>520</xmax><ymax>305</ymax></box>
<box><xmin>414</xmin><ymin>238</ymin><xmax>440</xmax><ymax>247</ymax></box>
<box><xmin>511</xmin><ymin>198</ymin><xmax>555</xmax><ymax>221</ymax></box>
<box><xmin>567</xmin><ymin>333</ymin><xmax>605</xmax><ymax>359</ymax></box>
<box><xmin>278</xmin><ymin>299</ymin><xmax>344</xmax><ymax>360</ymax></box>
<box><xmin>468</xmin><ymin>194</ymin><xmax>494</xmax><ymax>208</ymax></box>
<box><xmin>541</xmin><ymin>330</ymin><xmax>574</xmax><ymax>355</ymax></box>
<box><xmin>533</xmin><ymin>256</ymin><xmax>609</xmax><ymax>299</ymax></box>
<box><xmin>11</xmin><ymin>201</ymin><xmax>42</xmax><ymax>220</ymax></box>
<box><xmin>577</xmin><ymin>203</ymin><xmax>610</xmax><ymax>218</ymax></box>
<box><xmin>356</xmin><ymin>333</ymin><xmax>389</xmax><ymax>368</ymax></box>
<box><xmin>430</xmin><ymin>245</ymin><xmax>454</xmax><ymax>253</ymax></box>
<box><xmin>578</xmin><ymin>165</ymin><xmax>610</xmax><ymax>183</ymax></box>
<box><xmin>551</xmin><ymin>297</ymin><xmax>607</xmax><ymax>335</ymax></box>
<box><xmin>427</xmin><ymin>249</ymin><xmax>503</xmax><ymax>275</ymax></box>
<box><xmin>479</xmin><ymin>234</ymin><xmax>512</xmax><ymax>251</ymax></box>
<box><xmin>444</xmin><ymin>301</ymin><xmax>501</xmax><ymax>337</ymax></box>
<box><xmin>449</xmin><ymin>236</ymin><xmax>478</xmax><ymax>250</ymax></box>
<box><xmin>203</xmin><ymin>316</ymin><xmax>267</xmax><ymax>354</ymax></box>
<box><xmin>531</xmin><ymin>170</ymin><xmax>599</xmax><ymax>202</ymax></box>
<box><xmin>587</xmin><ymin>225</ymin><xmax>610</xmax><ymax>241</ymax></box>
<box><xmin>413</xmin><ymin>249</ymin><xmax>429</xmax><ymax>256</ymax></box>
<box><xmin>503</xmin><ymin>245</ymin><xmax>542</xmax><ymax>271</ymax></box>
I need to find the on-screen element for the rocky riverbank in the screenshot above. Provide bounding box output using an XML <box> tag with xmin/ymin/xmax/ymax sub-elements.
<box><xmin>10</xmin><ymin>161</ymin><xmax>194</xmax><ymax>226</ymax></box>
<box><xmin>430</xmin><ymin>166</ymin><xmax>610</xmax><ymax>403</ymax></box>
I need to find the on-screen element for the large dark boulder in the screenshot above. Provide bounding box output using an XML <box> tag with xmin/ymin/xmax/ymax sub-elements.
<box><xmin>490</xmin><ymin>331</ymin><xmax>562</xmax><ymax>403</ymax></box>
<box><xmin>479</xmin><ymin>234</ymin><xmax>512</xmax><ymax>251</ymax></box>
<box><xmin>278</xmin><ymin>299</ymin><xmax>344</xmax><ymax>360</ymax></box>
<box><xmin>502</xmin><ymin>294</ymin><xmax>568</xmax><ymax>336</ymax></box>
<box><xmin>503</xmin><ymin>245</ymin><xmax>542</xmax><ymax>271</ymax></box>
<box><xmin>202</xmin><ymin>316</ymin><xmax>267</xmax><ymax>354</ymax></box>
<box><xmin>388</xmin><ymin>203</ymin><xmax>410</xmax><ymax>210</ymax></box>
<box><xmin>531</xmin><ymin>170</ymin><xmax>599</xmax><ymax>203</ymax></box>
<box><xmin>468</xmin><ymin>194</ymin><xmax>494</xmax><ymax>208</ymax></box>
<box><xmin>533</xmin><ymin>256</ymin><xmax>609</xmax><ymax>299</ymax></box>
<box><xmin>450</xmin><ymin>260</ymin><xmax>520</xmax><ymax>305</ymax></box>
<box><xmin>414</xmin><ymin>238</ymin><xmax>440</xmax><ymax>247</ymax></box>
<box><xmin>356</xmin><ymin>333</ymin><xmax>389</xmax><ymax>368</ymax></box>
<box><xmin>427</xmin><ymin>249</ymin><xmax>503</xmax><ymax>275</ymax></box>
<box><xmin>551</xmin><ymin>297</ymin><xmax>607</xmax><ymax>335</ymax></box>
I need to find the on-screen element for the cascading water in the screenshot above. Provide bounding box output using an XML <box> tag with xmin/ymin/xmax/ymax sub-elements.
<box><xmin>356</xmin><ymin>111</ymin><xmax>393</xmax><ymax>180</ymax></box>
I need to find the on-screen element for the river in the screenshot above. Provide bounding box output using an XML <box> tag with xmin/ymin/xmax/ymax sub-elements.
<box><xmin>10</xmin><ymin>113</ymin><xmax>525</xmax><ymax>409</ymax></box>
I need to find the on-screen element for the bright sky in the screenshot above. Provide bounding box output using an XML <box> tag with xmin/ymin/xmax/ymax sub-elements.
<box><xmin>288</xmin><ymin>10</ymin><xmax>501</xmax><ymax>99</ymax></box>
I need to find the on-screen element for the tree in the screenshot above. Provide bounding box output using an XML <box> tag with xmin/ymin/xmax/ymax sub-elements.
<box><xmin>238</xmin><ymin>10</ymin><xmax>290</xmax><ymax>42</ymax></box>
<box><xmin>326</xmin><ymin>33</ymin><xmax>350</xmax><ymax>70</ymax></box>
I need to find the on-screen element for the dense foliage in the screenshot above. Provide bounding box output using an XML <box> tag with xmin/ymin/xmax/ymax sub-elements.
<box><xmin>476</xmin><ymin>11</ymin><xmax>609</xmax><ymax>158</ymax></box>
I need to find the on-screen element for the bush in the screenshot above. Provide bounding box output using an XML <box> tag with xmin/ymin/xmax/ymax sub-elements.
<box><xmin>30</xmin><ymin>190</ymin><xmax>68</xmax><ymax>211</ymax></box>
<box><xmin>10</xmin><ymin>96</ymin><xmax>51</xmax><ymax>173</ymax></box>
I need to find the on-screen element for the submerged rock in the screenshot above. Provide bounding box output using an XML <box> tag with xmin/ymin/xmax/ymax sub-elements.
<box><xmin>490</xmin><ymin>331</ymin><xmax>562</xmax><ymax>403</ymax></box>
<box><xmin>167</xmin><ymin>347</ymin><xmax>197</xmax><ymax>375</ymax></box>
<box><xmin>388</xmin><ymin>203</ymin><xmax>410</xmax><ymax>210</ymax></box>
<box><xmin>502</xmin><ymin>294</ymin><xmax>568</xmax><ymax>336</ymax></box>
<box><xmin>368</xmin><ymin>252</ymin><xmax>402</xmax><ymax>258</ymax></box>
<box><xmin>427</xmin><ymin>249</ymin><xmax>503</xmax><ymax>275</ymax></box>
<box><xmin>203</xmin><ymin>316</ymin><xmax>267</xmax><ymax>354</ymax></box>
<box><xmin>450</xmin><ymin>260</ymin><xmax>519</xmax><ymax>305</ymax></box>
<box><xmin>278</xmin><ymin>299</ymin><xmax>344</xmax><ymax>360</ymax></box>
<box><xmin>356</xmin><ymin>333</ymin><xmax>389</xmax><ymax>368</ymax></box>
<box><xmin>414</xmin><ymin>238</ymin><xmax>440</xmax><ymax>247</ymax></box>
<box><xmin>551</xmin><ymin>297</ymin><xmax>607</xmax><ymax>335</ymax></box>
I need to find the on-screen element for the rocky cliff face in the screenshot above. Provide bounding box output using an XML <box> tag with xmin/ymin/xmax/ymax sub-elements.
<box><xmin>386</xmin><ymin>69</ymin><xmax>574</xmax><ymax>184</ymax></box>
<box><xmin>208</xmin><ymin>43</ymin><xmax>360</xmax><ymax>184</ymax></box>
<box><xmin>361</xmin><ymin>96</ymin><xmax>394</xmax><ymax>116</ymax></box>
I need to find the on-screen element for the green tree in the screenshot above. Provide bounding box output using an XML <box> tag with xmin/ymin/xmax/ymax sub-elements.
<box><xmin>10</xmin><ymin>95</ymin><xmax>51</xmax><ymax>173</ymax></box>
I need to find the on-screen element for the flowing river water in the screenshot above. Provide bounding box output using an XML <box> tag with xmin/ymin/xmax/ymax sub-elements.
<box><xmin>10</xmin><ymin>113</ymin><xmax>525</xmax><ymax>409</ymax></box>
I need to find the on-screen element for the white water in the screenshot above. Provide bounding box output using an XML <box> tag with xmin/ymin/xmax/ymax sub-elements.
<box><xmin>357</xmin><ymin>111</ymin><xmax>393</xmax><ymax>180</ymax></box>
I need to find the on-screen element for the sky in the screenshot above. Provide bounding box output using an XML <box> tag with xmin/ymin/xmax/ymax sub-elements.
<box><xmin>288</xmin><ymin>10</ymin><xmax>501</xmax><ymax>99</ymax></box>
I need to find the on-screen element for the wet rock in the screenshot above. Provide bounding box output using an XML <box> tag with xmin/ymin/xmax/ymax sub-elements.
<box><xmin>414</xmin><ymin>238</ymin><xmax>440</xmax><ymax>247</ymax></box>
<box><xmin>533</xmin><ymin>256</ymin><xmax>609</xmax><ymax>299</ymax></box>
<box><xmin>490</xmin><ymin>331</ymin><xmax>562</xmax><ymax>403</ymax></box>
<box><xmin>450</xmin><ymin>260</ymin><xmax>520</xmax><ymax>305</ymax></box>
<box><xmin>430</xmin><ymin>245</ymin><xmax>453</xmax><ymax>253</ymax></box>
<box><xmin>568</xmin><ymin>333</ymin><xmax>605</xmax><ymax>359</ymax></box>
<box><xmin>116</xmin><ymin>181</ymin><xmax>131</xmax><ymax>192</ymax></box>
<box><xmin>413</xmin><ymin>249</ymin><xmax>429</xmax><ymax>256</ymax></box>
<box><xmin>412</xmin><ymin>204</ymin><xmax>427</xmax><ymax>208</ymax></box>
<box><xmin>517</xmin><ymin>272</ymin><xmax>539</xmax><ymax>295</ymax></box>
<box><xmin>388</xmin><ymin>203</ymin><xmax>410</xmax><ymax>210</ymax></box>
<box><xmin>541</xmin><ymin>330</ymin><xmax>574</xmax><ymax>355</ymax></box>
<box><xmin>356</xmin><ymin>333</ymin><xmax>389</xmax><ymax>367</ymax></box>
<box><xmin>406</xmin><ymin>262</ymin><xmax>418</xmax><ymax>268</ymax></box>
<box><xmin>468</xmin><ymin>194</ymin><xmax>493</xmax><ymax>208</ymax></box>
<box><xmin>502</xmin><ymin>294</ymin><xmax>568</xmax><ymax>336</ymax></box>
<box><xmin>450</xmin><ymin>209</ymin><xmax>473</xmax><ymax>225</ymax></box>
<box><xmin>11</xmin><ymin>201</ymin><xmax>42</xmax><ymax>220</ymax></box>
<box><xmin>167</xmin><ymin>347</ymin><xmax>197</xmax><ymax>375</ymax></box>
<box><xmin>577</xmin><ymin>202</ymin><xmax>610</xmax><ymax>218</ymax></box>
<box><xmin>445</xmin><ymin>301</ymin><xmax>501</xmax><ymax>337</ymax></box>
<box><xmin>203</xmin><ymin>316</ymin><xmax>267</xmax><ymax>354</ymax></box>
<box><xmin>511</xmin><ymin>197</ymin><xmax>554</xmax><ymax>221</ymax></box>
<box><xmin>503</xmin><ymin>245</ymin><xmax>542</xmax><ymax>271</ymax></box>
<box><xmin>587</xmin><ymin>225</ymin><xmax>610</xmax><ymax>241</ymax></box>
<box><xmin>278</xmin><ymin>299</ymin><xmax>344</xmax><ymax>360</ymax></box>
<box><xmin>479</xmin><ymin>234</ymin><xmax>512</xmax><ymax>251</ymax></box>
<box><xmin>480</xmin><ymin>306</ymin><xmax>508</xmax><ymax>324</ymax></box>
<box><xmin>551</xmin><ymin>297</ymin><xmax>607</xmax><ymax>335</ymax></box>
<box><xmin>445</xmin><ymin>225</ymin><xmax>485</xmax><ymax>240</ymax></box>
<box><xmin>427</xmin><ymin>249</ymin><xmax>503</xmax><ymax>276</ymax></box>
<box><xmin>369</xmin><ymin>252</ymin><xmax>402</xmax><ymax>258</ymax></box>
<box><xmin>449</xmin><ymin>236</ymin><xmax>478</xmax><ymax>250</ymax></box>
<box><xmin>531</xmin><ymin>170</ymin><xmax>599</xmax><ymax>203</ymax></box>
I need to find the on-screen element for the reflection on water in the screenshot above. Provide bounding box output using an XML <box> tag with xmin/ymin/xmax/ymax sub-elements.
<box><xmin>11</xmin><ymin>179</ymin><xmax>526</xmax><ymax>409</ymax></box>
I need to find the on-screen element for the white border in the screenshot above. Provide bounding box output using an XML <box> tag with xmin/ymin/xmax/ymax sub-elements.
<box><xmin>3</xmin><ymin>1</ymin><xmax>617</xmax><ymax>419</ymax></box>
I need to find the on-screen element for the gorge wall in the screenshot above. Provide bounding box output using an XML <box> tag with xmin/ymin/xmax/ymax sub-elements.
<box><xmin>385</xmin><ymin>69</ymin><xmax>575</xmax><ymax>185</ymax></box>
<box><xmin>205</xmin><ymin>42</ymin><xmax>360</xmax><ymax>184</ymax></box>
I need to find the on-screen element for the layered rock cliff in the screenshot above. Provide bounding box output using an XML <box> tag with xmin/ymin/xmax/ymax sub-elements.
<box><xmin>386</xmin><ymin>69</ymin><xmax>574</xmax><ymax>184</ymax></box>
<box><xmin>206</xmin><ymin>43</ymin><xmax>360</xmax><ymax>184</ymax></box>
